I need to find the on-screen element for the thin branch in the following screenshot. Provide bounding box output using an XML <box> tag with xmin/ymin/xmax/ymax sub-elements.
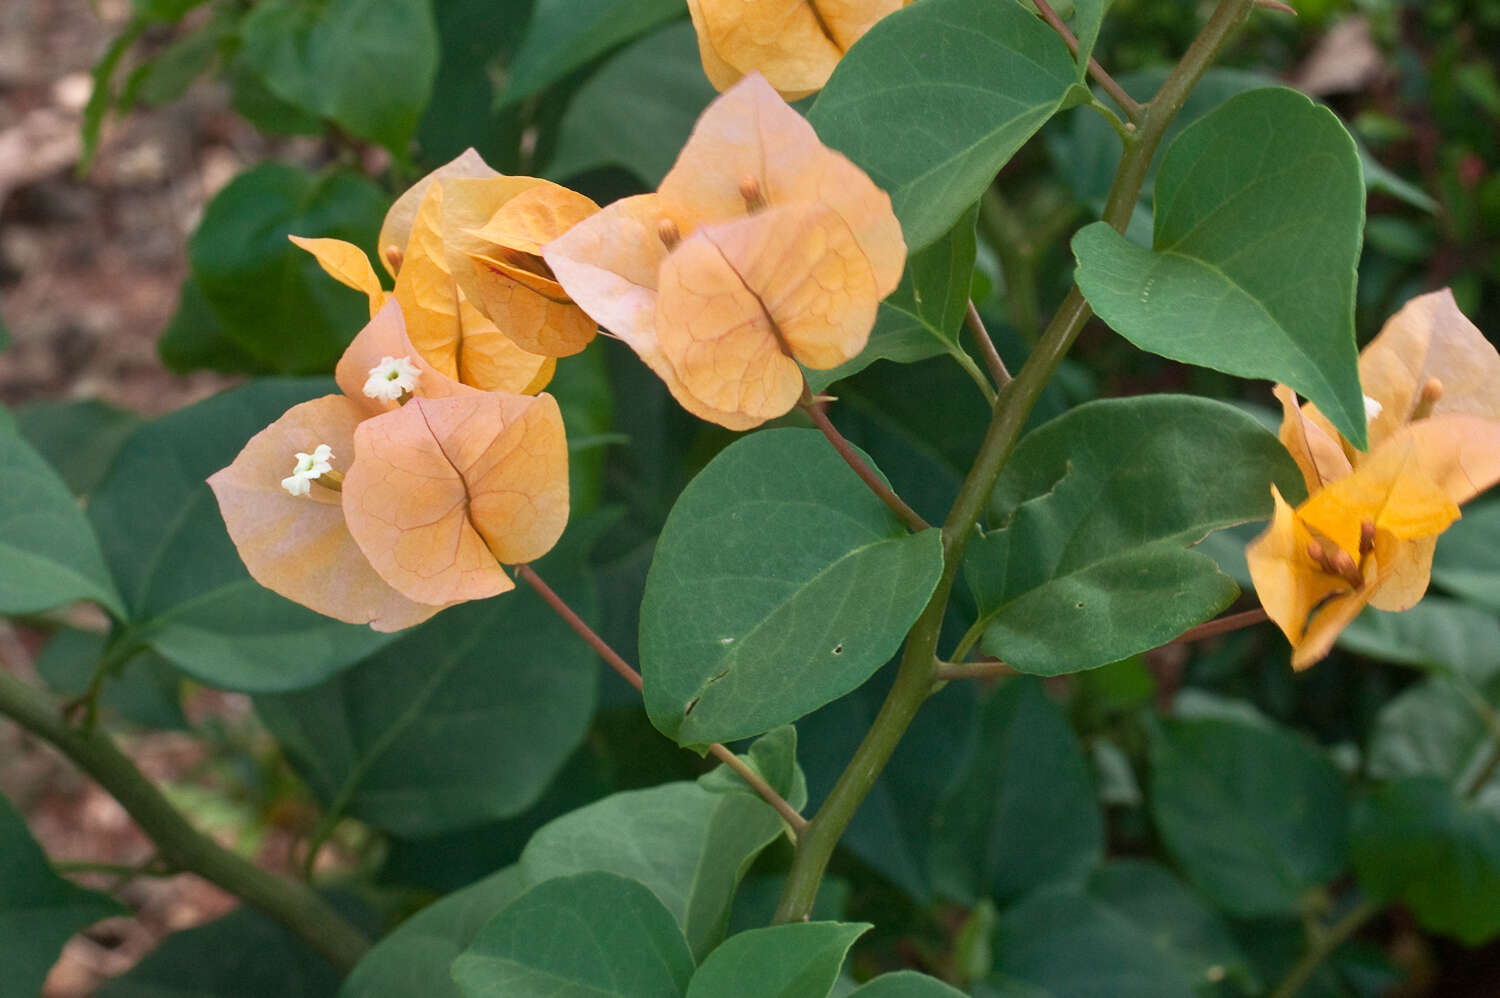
<box><xmin>1172</xmin><ymin>607</ymin><xmax>1268</xmax><ymax>644</ymax></box>
<box><xmin>0</xmin><ymin>665</ymin><xmax>370</xmax><ymax>972</ymax></box>
<box><xmin>799</xmin><ymin>385</ymin><xmax>931</xmax><ymax>533</ymax></box>
<box><xmin>1256</xmin><ymin>0</ymin><xmax>1297</xmax><ymax>13</ymax></box>
<box><xmin>1268</xmin><ymin>898</ymin><xmax>1379</xmax><ymax>998</ymax></box>
<box><xmin>935</xmin><ymin>658</ymin><xmax>1015</xmax><ymax>682</ymax></box>
<box><xmin>515</xmin><ymin>563</ymin><xmax>642</xmax><ymax>693</ymax></box>
<box><xmin>708</xmin><ymin>744</ymin><xmax>810</xmax><ymax>836</ymax></box>
<box><xmin>966</xmin><ymin>301</ymin><xmax>1012</xmax><ymax>390</ymax></box>
<box><xmin>1032</xmin><ymin>0</ymin><xmax>1144</xmax><ymax>122</ymax></box>
<box><xmin>514</xmin><ymin>565</ymin><xmax>807</xmax><ymax>839</ymax></box>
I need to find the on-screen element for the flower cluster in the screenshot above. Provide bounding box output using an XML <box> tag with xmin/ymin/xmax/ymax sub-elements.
<box><xmin>209</xmin><ymin>302</ymin><xmax>569</xmax><ymax>630</ymax></box>
<box><xmin>686</xmin><ymin>0</ymin><xmax>908</xmax><ymax>99</ymax></box>
<box><xmin>1247</xmin><ymin>289</ymin><xmax>1500</xmax><ymax>669</ymax></box>
<box><xmin>544</xmin><ymin>73</ymin><xmax>905</xmax><ymax>430</ymax></box>
<box><xmin>213</xmin><ymin>76</ymin><xmax>905</xmax><ymax>629</ymax></box>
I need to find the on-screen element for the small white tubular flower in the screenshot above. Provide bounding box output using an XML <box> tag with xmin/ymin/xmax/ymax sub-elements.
<box><xmin>363</xmin><ymin>355</ymin><xmax>421</xmax><ymax>401</ymax></box>
<box><xmin>1363</xmin><ymin>394</ymin><xmax>1384</xmax><ymax>421</ymax></box>
<box><xmin>281</xmin><ymin>444</ymin><xmax>335</xmax><ymax>496</ymax></box>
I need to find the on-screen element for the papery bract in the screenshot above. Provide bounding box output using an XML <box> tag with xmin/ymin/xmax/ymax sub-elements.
<box><xmin>207</xmin><ymin>303</ymin><xmax>463</xmax><ymax>631</ymax></box>
<box><xmin>342</xmin><ymin>392</ymin><xmax>570</xmax><ymax>607</ymax></box>
<box><xmin>686</xmin><ymin>0</ymin><xmax>907</xmax><ymax>100</ymax></box>
<box><xmin>1247</xmin><ymin>290</ymin><xmax>1500</xmax><ymax>669</ymax></box>
<box><xmin>210</xmin><ymin>301</ymin><xmax>569</xmax><ymax>631</ymax></box>
<box><xmin>292</xmin><ymin>150</ymin><xmax>604</xmax><ymax>390</ymax></box>
<box><xmin>544</xmin><ymin>73</ymin><xmax>904</xmax><ymax>430</ymax></box>
<box><xmin>440</xmin><ymin>176</ymin><xmax>601</xmax><ymax>358</ymax></box>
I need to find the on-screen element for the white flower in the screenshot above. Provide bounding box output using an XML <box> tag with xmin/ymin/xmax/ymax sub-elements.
<box><xmin>281</xmin><ymin>444</ymin><xmax>334</xmax><ymax>496</ymax></box>
<box><xmin>363</xmin><ymin>355</ymin><xmax>421</xmax><ymax>402</ymax></box>
<box><xmin>1363</xmin><ymin>394</ymin><xmax>1384</xmax><ymax>421</ymax></box>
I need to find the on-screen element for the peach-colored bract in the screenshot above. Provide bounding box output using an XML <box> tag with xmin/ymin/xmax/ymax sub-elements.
<box><xmin>343</xmin><ymin>393</ymin><xmax>570</xmax><ymax>607</ymax></box>
<box><xmin>293</xmin><ymin>150</ymin><xmax>603</xmax><ymax>388</ymax></box>
<box><xmin>1246</xmin><ymin>290</ymin><xmax>1500</xmax><ymax>669</ymax></box>
<box><xmin>686</xmin><ymin>0</ymin><xmax>907</xmax><ymax>100</ymax></box>
<box><xmin>208</xmin><ymin>394</ymin><xmax>447</xmax><ymax>632</ymax></box>
<box><xmin>544</xmin><ymin>73</ymin><xmax>904</xmax><ymax>430</ymax></box>
<box><xmin>209</xmin><ymin>301</ymin><xmax>571</xmax><ymax>631</ymax></box>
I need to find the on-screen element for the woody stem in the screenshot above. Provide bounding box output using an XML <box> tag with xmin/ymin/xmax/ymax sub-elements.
<box><xmin>1032</xmin><ymin>0</ymin><xmax>1144</xmax><ymax>122</ymax></box>
<box><xmin>772</xmin><ymin>0</ymin><xmax>1262</xmax><ymax>925</ymax></box>
<box><xmin>799</xmin><ymin>384</ymin><xmax>931</xmax><ymax>532</ymax></box>
<box><xmin>0</xmin><ymin>663</ymin><xmax>370</xmax><ymax>972</ymax></box>
<box><xmin>514</xmin><ymin>565</ymin><xmax>808</xmax><ymax>838</ymax></box>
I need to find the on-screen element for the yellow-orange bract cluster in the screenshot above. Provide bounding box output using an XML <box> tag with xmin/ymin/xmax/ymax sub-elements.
<box><xmin>1247</xmin><ymin>289</ymin><xmax>1500</xmax><ymax>669</ymax></box>
<box><xmin>687</xmin><ymin>0</ymin><xmax>908</xmax><ymax>99</ymax></box>
<box><xmin>209</xmin><ymin>302</ymin><xmax>570</xmax><ymax>630</ymax></box>
<box><xmin>544</xmin><ymin>73</ymin><xmax>905</xmax><ymax>430</ymax></box>
<box><xmin>293</xmin><ymin>150</ymin><xmax>601</xmax><ymax>392</ymax></box>
<box><xmin>209</xmin><ymin>150</ymin><xmax>595</xmax><ymax>630</ymax></box>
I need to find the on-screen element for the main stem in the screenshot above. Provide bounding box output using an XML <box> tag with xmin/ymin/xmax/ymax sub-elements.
<box><xmin>772</xmin><ymin>0</ymin><xmax>1258</xmax><ymax>924</ymax></box>
<box><xmin>0</xmin><ymin>667</ymin><xmax>370</xmax><ymax>972</ymax></box>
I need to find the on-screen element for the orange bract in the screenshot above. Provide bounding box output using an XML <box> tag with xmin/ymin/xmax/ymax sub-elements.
<box><xmin>293</xmin><ymin>150</ymin><xmax>604</xmax><ymax>388</ymax></box>
<box><xmin>686</xmin><ymin>0</ymin><xmax>907</xmax><ymax>100</ymax></box>
<box><xmin>343</xmin><ymin>393</ymin><xmax>570</xmax><ymax>607</ymax></box>
<box><xmin>544</xmin><ymin>73</ymin><xmax>904</xmax><ymax>430</ymax></box>
<box><xmin>209</xmin><ymin>302</ymin><xmax>571</xmax><ymax>630</ymax></box>
<box><xmin>1246</xmin><ymin>290</ymin><xmax>1500</xmax><ymax>669</ymax></box>
<box><xmin>208</xmin><ymin>394</ymin><xmax>448</xmax><ymax>632</ymax></box>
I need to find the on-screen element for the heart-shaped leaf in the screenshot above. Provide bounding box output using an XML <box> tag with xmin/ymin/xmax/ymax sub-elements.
<box><xmin>641</xmin><ymin>429</ymin><xmax>943</xmax><ymax>748</ymax></box>
<box><xmin>1072</xmin><ymin>87</ymin><xmax>1367</xmax><ymax>445</ymax></box>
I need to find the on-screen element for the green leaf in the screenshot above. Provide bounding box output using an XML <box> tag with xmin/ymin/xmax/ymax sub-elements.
<box><xmin>158</xmin><ymin>274</ymin><xmax>266</xmax><ymax>375</ymax></box>
<box><xmin>799</xmin><ymin>667</ymin><xmax>977</xmax><ymax>902</ymax></box>
<box><xmin>547</xmin><ymin>21</ymin><xmax>716</xmax><ymax>187</ymax></box>
<box><xmin>227</xmin><ymin>57</ymin><xmax>327</xmax><ymax>136</ymax></box>
<box><xmin>685</xmin><ymin>922</ymin><xmax>870</xmax><ymax>998</ymax></box>
<box><xmin>342</xmin><ymin>866</ymin><xmax>527</xmax><ymax>998</ymax></box>
<box><xmin>254</xmin><ymin>570</ymin><xmax>598</xmax><ymax>837</ymax></box>
<box><xmin>503</xmin><ymin>0</ymin><xmax>684</xmax><ymax>103</ymax></box>
<box><xmin>986</xmin><ymin>888</ymin><xmax>1198</xmax><ymax>998</ymax></box>
<box><xmin>1148</xmin><ymin>716</ymin><xmax>1348</xmax><ymax>917</ymax></box>
<box><xmin>35</xmin><ymin>628</ymin><xmax>186</xmax><ymax>732</ymax></box>
<box><xmin>698</xmin><ymin>725</ymin><xmax>807</xmax><ymax>808</ymax></box>
<box><xmin>1351</xmin><ymin>777</ymin><xmax>1500</xmax><ymax>945</ymax></box>
<box><xmin>452</xmin><ymin>872</ymin><xmax>695</xmax><ymax>998</ymax></box>
<box><xmin>0</xmin><ymin>414</ymin><xmax>125</xmax><ymax>617</ymax></box>
<box><xmin>519</xmin><ymin>754</ymin><xmax>800</xmax><ymax>959</ymax></box>
<box><xmin>847</xmin><ymin>972</ymin><xmax>967</xmax><ymax>998</ymax></box>
<box><xmin>1066</xmin><ymin>0</ymin><xmax>1105</xmax><ymax>80</ymax></box>
<box><xmin>0</xmin><ymin>793</ymin><xmax>124</xmax><ymax>997</ymax></box>
<box><xmin>237</xmin><ymin>0</ymin><xmax>438</xmax><ymax>151</ymax></box>
<box><xmin>807</xmin><ymin>203</ymin><xmax>980</xmax><ymax>392</ymax></box>
<box><xmin>963</xmin><ymin>395</ymin><xmax>1301</xmax><ymax>675</ymax></box>
<box><xmin>1367</xmin><ymin>673</ymin><xmax>1500</xmax><ymax>805</ymax></box>
<box><xmin>1339</xmin><ymin>596</ymin><xmax>1500</xmax><ymax>681</ymax></box>
<box><xmin>99</xmin><ymin>899</ymin><xmax>356</xmax><ymax>997</ymax></box>
<box><xmin>930</xmin><ymin>678</ymin><xmax>1102</xmax><ymax>905</ymax></box>
<box><xmin>187</xmin><ymin>163</ymin><xmax>387</xmax><ymax>374</ymax></box>
<box><xmin>1433</xmin><ymin>499</ymin><xmax>1500</xmax><ymax>610</ymax></box>
<box><xmin>1072</xmin><ymin>87</ymin><xmax>1368</xmax><ymax>446</ymax></box>
<box><xmin>641</xmin><ymin>429</ymin><xmax>944</xmax><ymax>748</ymax></box>
<box><xmin>1088</xmin><ymin>860</ymin><xmax>1256</xmax><ymax>992</ymax></box>
<box><xmin>87</xmin><ymin>379</ymin><xmax>394</xmax><ymax>692</ymax></box>
<box><xmin>15</xmin><ymin>398</ymin><xmax>141</xmax><ymax>496</ymax></box>
<box><xmin>416</xmin><ymin>0</ymin><xmax>529</xmax><ymax>166</ymax></box>
<box><xmin>808</xmin><ymin>0</ymin><xmax>1080</xmax><ymax>252</ymax></box>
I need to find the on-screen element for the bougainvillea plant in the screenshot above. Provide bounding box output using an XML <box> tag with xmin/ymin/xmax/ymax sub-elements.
<box><xmin>4</xmin><ymin>0</ymin><xmax>1500</xmax><ymax>995</ymax></box>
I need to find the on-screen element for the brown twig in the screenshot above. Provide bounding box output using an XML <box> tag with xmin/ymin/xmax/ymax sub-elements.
<box><xmin>514</xmin><ymin>564</ymin><xmax>808</xmax><ymax>838</ymax></box>
<box><xmin>799</xmin><ymin>384</ymin><xmax>931</xmax><ymax>532</ymax></box>
<box><xmin>966</xmin><ymin>301</ymin><xmax>1012</xmax><ymax>390</ymax></box>
<box><xmin>1172</xmin><ymin>607</ymin><xmax>1269</xmax><ymax>644</ymax></box>
<box><xmin>1032</xmin><ymin>0</ymin><xmax>1144</xmax><ymax>122</ymax></box>
<box><xmin>1255</xmin><ymin>0</ymin><xmax>1297</xmax><ymax>14</ymax></box>
<box><xmin>935</xmin><ymin>657</ymin><xmax>1015</xmax><ymax>682</ymax></box>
